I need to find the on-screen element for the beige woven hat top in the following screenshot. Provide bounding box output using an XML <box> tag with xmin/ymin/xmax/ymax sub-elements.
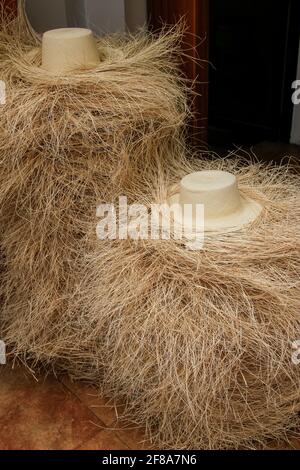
<box><xmin>42</xmin><ymin>28</ymin><xmax>100</xmax><ymax>73</ymax></box>
<box><xmin>168</xmin><ymin>170</ymin><xmax>263</xmax><ymax>233</ymax></box>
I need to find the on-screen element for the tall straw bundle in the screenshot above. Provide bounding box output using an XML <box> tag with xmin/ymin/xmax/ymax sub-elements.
<box><xmin>0</xmin><ymin>15</ymin><xmax>191</xmax><ymax>351</ymax></box>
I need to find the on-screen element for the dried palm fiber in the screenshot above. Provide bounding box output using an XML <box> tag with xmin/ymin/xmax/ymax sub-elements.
<box><xmin>0</xmin><ymin>12</ymin><xmax>192</xmax><ymax>339</ymax></box>
<box><xmin>0</xmin><ymin>3</ymin><xmax>38</xmax><ymax>73</ymax></box>
<box><xmin>3</xmin><ymin>150</ymin><xmax>300</xmax><ymax>449</ymax></box>
<box><xmin>0</xmin><ymin>4</ymin><xmax>40</xmax><ymax>307</ymax></box>
<box><xmin>74</xmin><ymin>156</ymin><xmax>299</xmax><ymax>450</ymax></box>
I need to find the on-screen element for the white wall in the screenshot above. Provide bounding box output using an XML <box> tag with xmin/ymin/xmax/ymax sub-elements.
<box><xmin>291</xmin><ymin>41</ymin><xmax>300</xmax><ymax>145</ymax></box>
<box><xmin>125</xmin><ymin>0</ymin><xmax>147</xmax><ymax>32</ymax></box>
<box><xmin>25</xmin><ymin>0</ymin><xmax>147</xmax><ymax>35</ymax></box>
<box><xmin>25</xmin><ymin>0</ymin><xmax>68</xmax><ymax>33</ymax></box>
<box><xmin>66</xmin><ymin>0</ymin><xmax>126</xmax><ymax>35</ymax></box>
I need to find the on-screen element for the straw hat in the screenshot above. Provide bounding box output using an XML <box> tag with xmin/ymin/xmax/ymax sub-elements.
<box><xmin>168</xmin><ymin>170</ymin><xmax>263</xmax><ymax>233</ymax></box>
<box><xmin>42</xmin><ymin>28</ymin><xmax>100</xmax><ymax>73</ymax></box>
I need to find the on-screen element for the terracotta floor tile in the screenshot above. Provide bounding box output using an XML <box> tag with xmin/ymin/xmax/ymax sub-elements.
<box><xmin>0</xmin><ymin>366</ymin><xmax>102</xmax><ymax>450</ymax></box>
<box><xmin>60</xmin><ymin>376</ymin><xmax>155</xmax><ymax>449</ymax></box>
<box><xmin>115</xmin><ymin>425</ymin><xmax>154</xmax><ymax>450</ymax></box>
<box><xmin>1</xmin><ymin>365</ymin><xmax>297</xmax><ymax>450</ymax></box>
<box><xmin>289</xmin><ymin>438</ymin><xmax>300</xmax><ymax>450</ymax></box>
<box><xmin>76</xmin><ymin>430</ymin><xmax>129</xmax><ymax>450</ymax></box>
<box><xmin>60</xmin><ymin>376</ymin><xmax>123</xmax><ymax>427</ymax></box>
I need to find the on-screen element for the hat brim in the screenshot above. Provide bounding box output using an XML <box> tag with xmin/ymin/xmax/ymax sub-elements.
<box><xmin>168</xmin><ymin>192</ymin><xmax>263</xmax><ymax>234</ymax></box>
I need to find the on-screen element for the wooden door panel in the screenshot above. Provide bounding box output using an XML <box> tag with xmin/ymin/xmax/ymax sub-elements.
<box><xmin>148</xmin><ymin>0</ymin><xmax>209</xmax><ymax>143</ymax></box>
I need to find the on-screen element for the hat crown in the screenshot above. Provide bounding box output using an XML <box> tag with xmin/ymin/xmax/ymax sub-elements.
<box><xmin>42</xmin><ymin>28</ymin><xmax>100</xmax><ymax>73</ymax></box>
<box><xmin>180</xmin><ymin>171</ymin><xmax>242</xmax><ymax>219</ymax></box>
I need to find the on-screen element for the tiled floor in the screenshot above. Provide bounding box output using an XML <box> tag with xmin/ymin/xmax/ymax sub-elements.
<box><xmin>0</xmin><ymin>364</ymin><xmax>299</xmax><ymax>450</ymax></box>
<box><xmin>0</xmin><ymin>364</ymin><xmax>152</xmax><ymax>450</ymax></box>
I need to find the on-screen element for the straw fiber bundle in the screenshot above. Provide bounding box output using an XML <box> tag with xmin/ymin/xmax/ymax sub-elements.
<box><xmin>0</xmin><ymin>3</ymin><xmax>38</xmax><ymax>72</ymax></box>
<box><xmin>0</xmin><ymin>14</ymin><xmax>191</xmax><ymax>352</ymax></box>
<box><xmin>63</xmin><ymin>155</ymin><xmax>299</xmax><ymax>450</ymax></box>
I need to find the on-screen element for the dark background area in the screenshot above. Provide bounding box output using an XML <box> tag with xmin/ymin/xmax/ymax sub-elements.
<box><xmin>148</xmin><ymin>0</ymin><xmax>300</xmax><ymax>151</ymax></box>
<box><xmin>208</xmin><ymin>0</ymin><xmax>300</xmax><ymax>146</ymax></box>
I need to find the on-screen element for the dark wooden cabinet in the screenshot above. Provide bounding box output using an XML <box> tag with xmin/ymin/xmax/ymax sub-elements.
<box><xmin>148</xmin><ymin>0</ymin><xmax>209</xmax><ymax>144</ymax></box>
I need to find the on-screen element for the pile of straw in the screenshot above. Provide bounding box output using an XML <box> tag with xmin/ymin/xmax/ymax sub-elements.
<box><xmin>0</xmin><ymin>11</ymin><xmax>299</xmax><ymax>450</ymax></box>
<box><xmin>0</xmin><ymin>13</ymin><xmax>190</xmax><ymax>356</ymax></box>
<box><xmin>69</xmin><ymin>155</ymin><xmax>299</xmax><ymax>449</ymax></box>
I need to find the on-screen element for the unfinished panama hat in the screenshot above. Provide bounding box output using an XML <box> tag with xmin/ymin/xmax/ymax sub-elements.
<box><xmin>42</xmin><ymin>28</ymin><xmax>100</xmax><ymax>73</ymax></box>
<box><xmin>168</xmin><ymin>170</ymin><xmax>263</xmax><ymax>233</ymax></box>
